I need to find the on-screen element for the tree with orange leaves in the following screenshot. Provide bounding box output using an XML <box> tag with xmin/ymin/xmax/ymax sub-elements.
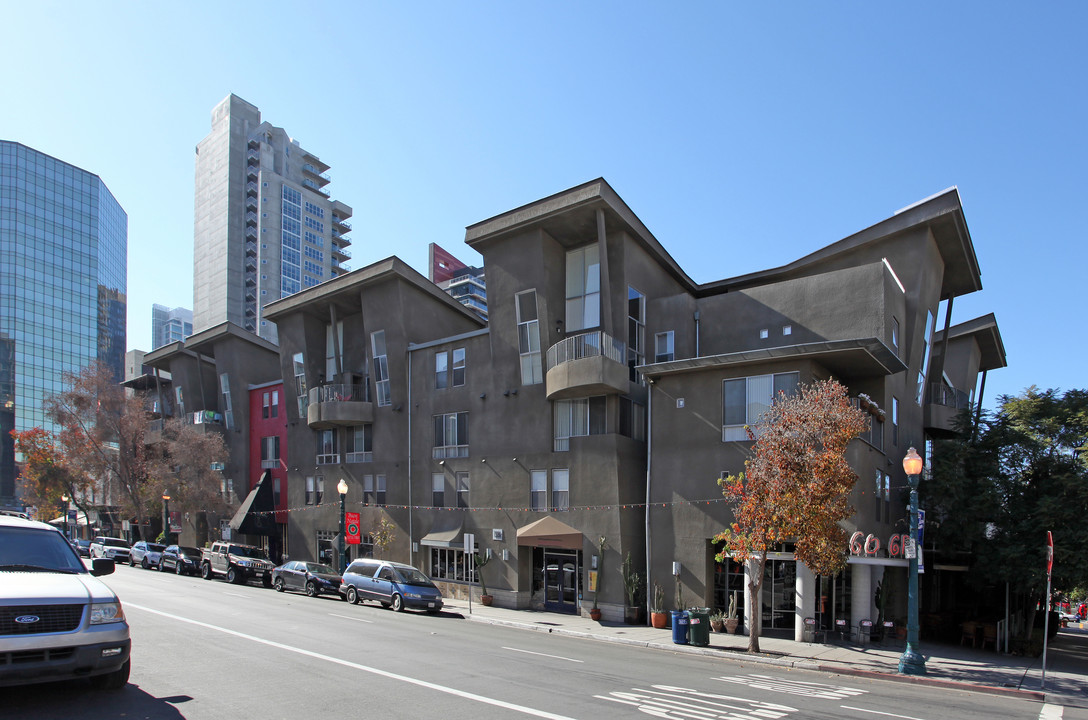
<box><xmin>715</xmin><ymin>378</ymin><xmax>869</xmax><ymax>653</ymax></box>
<box><xmin>11</xmin><ymin>426</ymin><xmax>92</xmax><ymax>526</ymax></box>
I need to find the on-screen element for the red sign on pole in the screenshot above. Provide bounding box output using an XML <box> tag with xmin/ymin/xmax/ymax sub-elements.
<box><xmin>345</xmin><ymin>512</ymin><xmax>361</xmax><ymax>545</ymax></box>
<box><xmin>1046</xmin><ymin>530</ymin><xmax>1054</xmax><ymax>575</ymax></box>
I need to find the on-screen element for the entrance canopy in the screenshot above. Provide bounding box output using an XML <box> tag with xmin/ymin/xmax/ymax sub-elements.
<box><xmin>420</xmin><ymin>515</ymin><xmax>464</xmax><ymax>548</ymax></box>
<box><xmin>229</xmin><ymin>471</ymin><xmax>277</xmax><ymax>536</ymax></box>
<box><xmin>516</xmin><ymin>516</ymin><xmax>582</xmax><ymax>550</ymax></box>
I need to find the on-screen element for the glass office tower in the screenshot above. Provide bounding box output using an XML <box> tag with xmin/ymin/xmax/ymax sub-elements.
<box><xmin>0</xmin><ymin>141</ymin><xmax>127</xmax><ymax>507</ymax></box>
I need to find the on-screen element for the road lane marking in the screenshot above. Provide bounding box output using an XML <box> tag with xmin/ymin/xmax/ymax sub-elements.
<box><xmin>127</xmin><ymin>603</ymin><xmax>578</xmax><ymax>719</ymax></box>
<box><xmin>716</xmin><ymin>674</ymin><xmax>867</xmax><ymax>700</ymax></box>
<box><xmin>222</xmin><ymin>592</ymin><xmax>249</xmax><ymax>598</ymax></box>
<box><xmin>1039</xmin><ymin>705</ymin><xmax>1064</xmax><ymax>719</ymax></box>
<box><xmin>596</xmin><ymin>685</ymin><xmax>796</xmax><ymax>720</ymax></box>
<box><xmin>841</xmin><ymin>706</ymin><xmax>926</xmax><ymax>720</ymax></box>
<box><xmin>329</xmin><ymin>613</ymin><xmax>374</xmax><ymax>624</ymax></box>
<box><xmin>502</xmin><ymin>646</ymin><xmax>583</xmax><ymax>663</ymax></box>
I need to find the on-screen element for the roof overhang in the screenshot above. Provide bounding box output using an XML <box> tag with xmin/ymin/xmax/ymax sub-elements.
<box><xmin>933</xmin><ymin>312</ymin><xmax>1007</xmax><ymax>372</ymax></box>
<box><xmin>419</xmin><ymin>515</ymin><xmax>465</xmax><ymax>548</ymax></box>
<box><xmin>639</xmin><ymin>338</ymin><xmax>907</xmax><ymax>380</ymax></box>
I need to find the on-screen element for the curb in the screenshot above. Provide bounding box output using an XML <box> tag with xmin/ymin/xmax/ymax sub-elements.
<box><xmin>464</xmin><ymin>612</ymin><xmax>1053</xmax><ymax>702</ymax></box>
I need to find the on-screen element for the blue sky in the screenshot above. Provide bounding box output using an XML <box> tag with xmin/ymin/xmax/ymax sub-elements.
<box><xmin>4</xmin><ymin>2</ymin><xmax>1084</xmax><ymax>409</ymax></box>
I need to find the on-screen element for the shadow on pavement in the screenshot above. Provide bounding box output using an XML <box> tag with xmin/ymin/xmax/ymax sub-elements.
<box><xmin>0</xmin><ymin>681</ymin><xmax>189</xmax><ymax>720</ymax></box>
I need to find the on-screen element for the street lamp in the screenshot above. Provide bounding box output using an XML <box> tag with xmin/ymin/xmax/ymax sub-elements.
<box><xmin>898</xmin><ymin>446</ymin><xmax>927</xmax><ymax>675</ymax></box>
<box><xmin>61</xmin><ymin>495</ymin><xmax>69</xmax><ymax>540</ymax></box>
<box><xmin>162</xmin><ymin>492</ymin><xmax>171</xmax><ymax>545</ymax></box>
<box><xmin>337</xmin><ymin>478</ymin><xmax>349</xmax><ymax>574</ymax></box>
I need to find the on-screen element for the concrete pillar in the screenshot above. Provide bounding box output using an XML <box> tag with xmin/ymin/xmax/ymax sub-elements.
<box><xmin>795</xmin><ymin>562</ymin><xmax>815</xmax><ymax>642</ymax></box>
<box><xmin>851</xmin><ymin>563</ymin><xmax>872</xmax><ymax>638</ymax></box>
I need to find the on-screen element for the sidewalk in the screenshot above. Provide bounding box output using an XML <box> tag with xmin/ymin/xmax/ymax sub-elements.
<box><xmin>444</xmin><ymin>599</ymin><xmax>1088</xmax><ymax>706</ymax></box>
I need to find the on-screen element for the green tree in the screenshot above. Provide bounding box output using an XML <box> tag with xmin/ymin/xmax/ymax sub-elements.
<box><xmin>715</xmin><ymin>378</ymin><xmax>868</xmax><ymax>653</ymax></box>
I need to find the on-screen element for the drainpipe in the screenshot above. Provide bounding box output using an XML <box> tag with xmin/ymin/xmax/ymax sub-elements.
<box><xmin>407</xmin><ymin>345</ymin><xmax>414</xmax><ymax>567</ymax></box>
<box><xmin>596</xmin><ymin>209</ymin><xmax>612</xmax><ymax>335</ymax></box>
<box><xmin>693</xmin><ymin>310</ymin><xmax>700</xmax><ymax>358</ymax></box>
<box><xmin>644</xmin><ymin>377</ymin><xmax>654</xmax><ymax>624</ymax></box>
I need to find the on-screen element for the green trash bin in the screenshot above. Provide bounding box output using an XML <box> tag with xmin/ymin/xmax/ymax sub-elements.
<box><xmin>687</xmin><ymin>608</ymin><xmax>710</xmax><ymax>647</ymax></box>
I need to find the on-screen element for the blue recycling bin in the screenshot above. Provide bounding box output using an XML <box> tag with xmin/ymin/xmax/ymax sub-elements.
<box><xmin>671</xmin><ymin>610</ymin><xmax>689</xmax><ymax>644</ymax></box>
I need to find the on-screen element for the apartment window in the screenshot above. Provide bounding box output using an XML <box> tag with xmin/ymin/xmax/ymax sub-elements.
<box><xmin>892</xmin><ymin>317</ymin><xmax>900</xmax><ymax>354</ymax></box>
<box><xmin>273</xmin><ymin>477</ymin><xmax>281</xmax><ymax>508</ymax></box>
<box><xmin>376</xmin><ymin>474</ymin><xmax>386</xmax><ymax>506</ymax></box>
<box><xmin>654</xmin><ymin>331</ymin><xmax>674</xmax><ymax>363</ymax></box>
<box><xmin>871</xmin><ymin>416</ymin><xmax>884</xmax><ymax>451</ymax></box>
<box><xmin>316</xmin><ymin>476</ymin><xmax>324</xmax><ymax>504</ymax></box>
<box><xmin>175</xmin><ymin>386</ymin><xmax>184</xmax><ymax>416</ymax></box>
<box><xmin>372</xmin><ymin>331</ymin><xmax>391</xmax><ymax>406</ymax></box>
<box><xmin>516</xmin><ymin>290</ymin><xmax>542</xmax><ymax>385</ymax></box>
<box><xmin>722</xmin><ymin>372</ymin><xmax>800</xmax><ymax>441</ymax></box>
<box><xmin>317</xmin><ymin>429</ymin><xmax>339</xmax><ymax>464</ymax></box>
<box><xmin>456</xmin><ymin>471</ymin><xmax>469</xmax><ymax>508</ymax></box>
<box><xmin>892</xmin><ymin>397</ymin><xmax>900</xmax><ymax>447</ymax></box>
<box><xmin>432</xmin><ymin>473</ymin><xmax>444</xmax><ymax>508</ymax></box>
<box><xmin>620</xmin><ymin>397</ymin><xmax>647</xmax><ymax>441</ymax></box>
<box><xmin>346</xmin><ymin>424</ymin><xmax>373</xmax><ymax>463</ymax></box>
<box><xmin>874</xmin><ymin>469</ymin><xmax>883</xmax><ymax>517</ymax></box>
<box><xmin>530</xmin><ymin>470</ymin><xmax>547</xmax><ymax>511</ymax></box>
<box><xmin>452</xmin><ymin>348</ymin><xmax>466</xmax><ymax>387</ymax></box>
<box><xmin>271</xmin><ymin>390</ymin><xmax>279</xmax><ymax>418</ymax></box>
<box><xmin>435</xmin><ymin>351</ymin><xmax>448</xmax><ymax>389</ymax></box>
<box><xmin>220</xmin><ymin>373</ymin><xmax>234</xmax><ymax>430</ymax></box>
<box><xmin>433</xmin><ymin>412</ymin><xmax>468</xmax><ymax>458</ymax></box>
<box><xmin>293</xmin><ymin>352</ymin><xmax>307</xmax><ymax>416</ymax></box>
<box><xmin>551</xmin><ymin>469</ymin><xmax>570</xmax><ymax>511</ymax></box>
<box><xmin>430</xmin><ymin>547</ymin><xmax>477</xmax><ymax>583</ymax></box>
<box><xmin>566</xmin><ymin>245</ymin><xmax>600</xmax><ymax>331</ymax></box>
<box><xmin>782</xmin><ymin>325</ymin><xmax>792</xmax><ymax>336</ymax></box>
<box><xmin>326</xmin><ymin>321</ymin><xmax>344</xmax><ymax>382</ymax></box>
<box><xmin>554</xmin><ymin>397</ymin><xmax>606</xmax><ymax>451</ymax></box>
<box><xmin>262</xmin><ymin>391</ymin><xmax>272</xmax><ymax>419</ymax></box>
<box><xmin>916</xmin><ymin>310</ymin><xmax>935</xmax><ymax>405</ymax></box>
<box><xmin>261</xmin><ymin>436</ymin><xmax>280</xmax><ymax>469</ymax></box>
<box><xmin>305</xmin><ymin>476</ymin><xmax>315</xmax><ymax>505</ymax></box>
<box><xmin>874</xmin><ymin>470</ymin><xmax>890</xmax><ymax>522</ymax></box>
<box><xmin>362</xmin><ymin>474</ymin><xmax>385</xmax><ymax>505</ymax></box>
<box><xmin>628</xmin><ymin>288</ymin><xmax>645</xmax><ymax>382</ymax></box>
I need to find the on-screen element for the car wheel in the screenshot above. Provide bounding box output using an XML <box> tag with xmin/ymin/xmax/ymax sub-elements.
<box><xmin>176</xmin><ymin>562</ymin><xmax>184</xmax><ymax>575</ymax></box>
<box><xmin>89</xmin><ymin>659</ymin><xmax>130</xmax><ymax>691</ymax></box>
<box><xmin>305</xmin><ymin>581</ymin><xmax>318</xmax><ymax>597</ymax></box>
<box><xmin>391</xmin><ymin>593</ymin><xmax>404</xmax><ymax>612</ymax></box>
<box><xmin>158</xmin><ymin>560</ymin><xmax>166</xmax><ymax>572</ymax></box>
<box><xmin>141</xmin><ymin>557</ymin><xmax>149</xmax><ymax>569</ymax></box>
<box><xmin>128</xmin><ymin>556</ymin><xmax>135</xmax><ymax>567</ymax></box>
<box><xmin>274</xmin><ymin>578</ymin><xmax>285</xmax><ymax>592</ymax></box>
<box><xmin>201</xmin><ymin>563</ymin><xmax>212</xmax><ymax>580</ymax></box>
<box><xmin>226</xmin><ymin>567</ymin><xmax>239</xmax><ymax>584</ymax></box>
<box><xmin>346</xmin><ymin>586</ymin><xmax>359</xmax><ymax>604</ymax></box>
<box><xmin>262</xmin><ymin>575</ymin><xmax>273</xmax><ymax>589</ymax></box>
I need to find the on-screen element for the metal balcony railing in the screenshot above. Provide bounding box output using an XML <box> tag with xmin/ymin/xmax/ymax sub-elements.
<box><xmin>927</xmin><ymin>383</ymin><xmax>970</xmax><ymax>410</ymax></box>
<box><xmin>546</xmin><ymin>331</ymin><xmax>626</xmax><ymax>371</ymax></box>
<box><xmin>308</xmin><ymin>383</ymin><xmax>371</xmax><ymax>404</ymax></box>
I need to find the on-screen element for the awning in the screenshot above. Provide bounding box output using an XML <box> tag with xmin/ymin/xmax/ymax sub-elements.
<box><xmin>516</xmin><ymin>516</ymin><xmax>582</xmax><ymax>550</ymax></box>
<box><xmin>229</xmin><ymin>471</ymin><xmax>277</xmax><ymax>536</ymax></box>
<box><xmin>420</xmin><ymin>515</ymin><xmax>464</xmax><ymax>548</ymax></box>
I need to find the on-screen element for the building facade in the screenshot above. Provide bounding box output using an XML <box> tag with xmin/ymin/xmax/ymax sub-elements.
<box><xmin>0</xmin><ymin>141</ymin><xmax>127</xmax><ymax>509</ymax></box>
<box><xmin>193</xmin><ymin>94</ymin><xmax>353</xmax><ymax>344</ymax></box>
<box><xmin>155</xmin><ymin>179</ymin><xmax>1005</xmax><ymax>635</ymax></box>
<box><xmin>151</xmin><ymin>304</ymin><xmax>193</xmax><ymax>349</ymax></box>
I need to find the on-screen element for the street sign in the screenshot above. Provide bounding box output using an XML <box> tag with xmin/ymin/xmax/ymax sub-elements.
<box><xmin>345</xmin><ymin>512</ymin><xmax>361</xmax><ymax>545</ymax></box>
<box><xmin>904</xmin><ymin>537</ymin><xmax>917</xmax><ymax>559</ymax></box>
<box><xmin>1047</xmin><ymin>530</ymin><xmax>1054</xmax><ymax>575</ymax></box>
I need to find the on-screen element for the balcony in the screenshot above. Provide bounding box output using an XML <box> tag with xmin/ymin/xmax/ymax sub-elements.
<box><xmin>246</xmin><ymin>240</ymin><xmax>258</xmax><ymax>257</ymax></box>
<box><xmin>246</xmin><ymin>194</ymin><xmax>258</xmax><ymax>211</ymax></box>
<box><xmin>246</xmin><ymin>163</ymin><xmax>259</xmax><ymax>180</ymax></box>
<box><xmin>246</xmin><ymin>224</ymin><xmax>258</xmax><ymax>240</ymax></box>
<box><xmin>924</xmin><ymin>382</ymin><xmax>972</xmax><ymax>438</ymax></box>
<box><xmin>306</xmin><ymin>383</ymin><xmax>373</xmax><ymax>429</ymax></box>
<box><xmin>332</xmin><ymin>216</ymin><xmax>352</xmax><ymax>231</ymax></box>
<box><xmin>247</xmin><ymin>148</ymin><xmax>260</xmax><ymax>163</ymax></box>
<box><xmin>246</xmin><ymin>181</ymin><xmax>259</xmax><ymax>195</ymax></box>
<box><xmin>545</xmin><ymin>331</ymin><xmax>629</xmax><ymax>400</ymax></box>
<box><xmin>303</xmin><ymin>164</ymin><xmax>331</xmax><ymax>185</ymax></box>
<box><xmin>246</xmin><ymin>211</ymin><xmax>258</xmax><ymax>226</ymax></box>
<box><xmin>332</xmin><ymin>244</ymin><xmax>351</xmax><ymax>260</ymax></box>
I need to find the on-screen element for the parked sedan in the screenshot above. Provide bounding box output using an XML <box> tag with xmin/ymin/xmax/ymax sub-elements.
<box><xmin>272</xmin><ymin>561</ymin><xmax>344</xmax><ymax>598</ymax></box>
<box><xmin>159</xmin><ymin>545</ymin><xmax>202</xmax><ymax>576</ymax></box>
<box><xmin>130</xmin><ymin>541</ymin><xmax>166</xmax><ymax>569</ymax></box>
<box><xmin>74</xmin><ymin>539</ymin><xmax>91</xmax><ymax>557</ymax></box>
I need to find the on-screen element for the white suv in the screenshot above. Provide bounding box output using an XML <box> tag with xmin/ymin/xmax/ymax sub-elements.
<box><xmin>89</xmin><ymin>536</ymin><xmax>131</xmax><ymax>563</ymax></box>
<box><xmin>0</xmin><ymin>516</ymin><xmax>131</xmax><ymax>689</ymax></box>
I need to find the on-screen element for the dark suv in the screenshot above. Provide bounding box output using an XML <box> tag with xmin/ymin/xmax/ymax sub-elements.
<box><xmin>0</xmin><ymin>516</ymin><xmax>131</xmax><ymax>689</ymax></box>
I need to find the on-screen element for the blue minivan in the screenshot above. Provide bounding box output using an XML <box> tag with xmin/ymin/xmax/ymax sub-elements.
<box><xmin>340</xmin><ymin>559</ymin><xmax>443</xmax><ymax>613</ymax></box>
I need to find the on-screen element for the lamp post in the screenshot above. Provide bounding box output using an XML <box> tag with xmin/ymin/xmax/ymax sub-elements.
<box><xmin>898</xmin><ymin>446</ymin><xmax>927</xmax><ymax>675</ymax></box>
<box><xmin>162</xmin><ymin>492</ymin><xmax>171</xmax><ymax>545</ymax></box>
<box><xmin>337</xmin><ymin>478</ymin><xmax>349</xmax><ymax>574</ymax></box>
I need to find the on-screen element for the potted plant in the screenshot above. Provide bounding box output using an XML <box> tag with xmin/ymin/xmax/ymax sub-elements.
<box><xmin>650</xmin><ymin>582</ymin><xmax>668</xmax><ymax>629</ymax></box>
<box><xmin>724</xmin><ymin>592</ymin><xmax>739</xmax><ymax>634</ymax></box>
<box><xmin>621</xmin><ymin>552</ymin><xmax>644</xmax><ymax>624</ymax></box>
<box><xmin>709</xmin><ymin>609</ymin><xmax>725</xmax><ymax>633</ymax></box>
<box><xmin>589</xmin><ymin>536</ymin><xmax>604</xmax><ymax>621</ymax></box>
<box><xmin>473</xmin><ymin>550</ymin><xmax>493</xmax><ymax>606</ymax></box>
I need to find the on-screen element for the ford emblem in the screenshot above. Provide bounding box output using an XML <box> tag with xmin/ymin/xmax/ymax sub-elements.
<box><xmin>15</xmin><ymin>615</ymin><xmax>40</xmax><ymax>624</ymax></box>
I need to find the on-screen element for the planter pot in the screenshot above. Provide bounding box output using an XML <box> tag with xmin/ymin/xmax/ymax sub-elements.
<box><xmin>650</xmin><ymin>611</ymin><xmax>668</xmax><ymax>629</ymax></box>
<box><xmin>589</xmin><ymin>607</ymin><xmax>602</xmax><ymax>621</ymax></box>
<box><xmin>624</xmin><ymin>606</ymin><xmax>645</xmax><ymax>625</ymax></box>
<box><xmin>710</xmin><ymin>620</ymin><xmax>724</xmax><ymax>633</ymax></box>
<box><xmin>725</xmin><ymin>618</ymin><xmax>739</xmax><ymax>634</ymax></box>
<box><xmin>480</xmin><ymin>594</ymin><xmax>493</xmax><ymax>606</ymax></box>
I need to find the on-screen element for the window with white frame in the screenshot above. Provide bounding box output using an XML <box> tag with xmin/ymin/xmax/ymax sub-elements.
<box><xmin>456</xmin><ymin>471</ymin><xmax>469</xmax><ymax>508</ymax></box>
<box><xmin>722</xmin><ymin>372</ymin><xmax>799</xmax><ymax>441</ymax></box>
<box><xmin>315</xmin><ymin>475</ymin><xmax>324</xmax><ymax>504</ymax></box>
<box><xmin>435</xmin><ymin>351</ymin><xmax>448</xmax><ymax>389</ymax></box>
<box><xmin>433</xmin><ymin>412</ymin><xmax>468</xmax><ymax>458</ymax></box>
<box><xmin>432</xmin><ymin>473</ymin><xmax>444</xmax><ymax>508</ymax></box>
<box><xmin>305</xmin><ymin>476</ymin><xmax>316</xmax><ymax>505</ymax></box>
<box><xmin>554</xmin><ymin>397</ymin><xmax>606</xmax><ymax>451</ymax></box>
<box><xmin>317</xmin><ymin>429</ymin><xmax>339</xmax><ymax>464</ymax></box>
<box><xmin>430</xmin><ymin>547</ymin><xmax>478</xmax><ymax>583</ymax></box>
<box><xmin>346</xmin><ymin>424</ymin><xmax>372</xmax><ymax>463</ymax></box>
<box><xmin>376</xmin><ymin>474</ymin><xmax>386</xmax><ymax>505</ymax></box>
<box><xmin>220</xmin><ymin>373</ymin><xmax>234</xmax><ymax>430</ymax></box>
<box><xmin>516</xmin><ymin>290</ymin><xmax>542</xmax><ymax>385</ymax></box>
<box><xmin>261</xmin><ymin>436</ymin><xmax>280</xmax><ymax>469</ymax></box>
<box><xmin>326</xmin><ymin>321</ymin><xmax>344</xmax><ymax>382</ymax></box>
<box><xmin>566</xmin><ymin>245</ymin><xmax>600</xmax><ymax>331</ymax></box>
<box><xmin>530</xmin><ymin>470</ymin><xmax>547</xmax><ymax>511</ymax></box>
<box><xmin>551</xmin><ymin>469</ymin><xmax>569</xmax><ymax>511</ymax></box>
<box><xmin>654</xmin><ymin>331</ymin><xmax>674</xmax><ymax>363</ymax></box>
<box><xmin>452</xmin><ymin>348</ymin><xmax>466</xmax><ymax>387</ymax></box>
<box><xmin>371</xmin><ymin>331</ymin><xmax>391</xmax><ymax>406</ymax></box>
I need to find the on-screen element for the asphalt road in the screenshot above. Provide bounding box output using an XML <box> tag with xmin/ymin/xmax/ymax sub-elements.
<box><xmin>2</xmin><ymin>563</ymin><xmax>1083</xmax><ymax>720</ymax></box>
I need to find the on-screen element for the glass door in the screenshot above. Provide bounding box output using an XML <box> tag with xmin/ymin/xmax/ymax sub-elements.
<box><xmin>543</xmin><ymin>549</ymin><xmax>580</xmax><ymax>613</ymax></box>
<box><xmin>761</xmin><ymin>559</ymin><xmax>796</xmax><ymax>630</ymax></box>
